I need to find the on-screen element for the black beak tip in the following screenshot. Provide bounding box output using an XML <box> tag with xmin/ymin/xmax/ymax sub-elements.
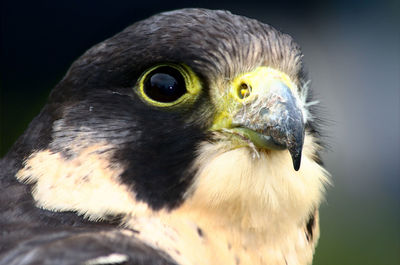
<box><xmin>289</xmin><ymin>147</ymin><xmax>302</xmax><ymax>171</ymax></box>
<box><xmin>292</xmin><ymin>154</ymin><xmax>301</xmax><ymax>171</ymax></box>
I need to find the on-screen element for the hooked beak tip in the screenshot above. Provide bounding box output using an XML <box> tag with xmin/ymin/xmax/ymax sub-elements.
<box><xmin>287</xmin><ymin>132</ymin><xmax>304</xmax><ymax>171</ymax></box>
<box><xmin>290</xmin><ymin>149</ymin><xmax>302</xmax><ymax>171</ymax></box>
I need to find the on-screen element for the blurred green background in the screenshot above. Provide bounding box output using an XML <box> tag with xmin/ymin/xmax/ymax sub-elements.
<box><xmin>1</xmin><ymin>0</ymin><xmax>399</xmax><ymax>264</ymax></box>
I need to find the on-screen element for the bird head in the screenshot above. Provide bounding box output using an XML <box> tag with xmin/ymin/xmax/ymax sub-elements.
<box><xmin>14</xmin><ymin>9</ymin><xmax>327</xmax><ymax>225</ymax></box>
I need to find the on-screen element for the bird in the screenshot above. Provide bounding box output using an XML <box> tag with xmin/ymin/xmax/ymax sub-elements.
<box><xmin>0</xmin><ymin>8</ymin><xmax>330</xmax><ymax>265</ymax></box>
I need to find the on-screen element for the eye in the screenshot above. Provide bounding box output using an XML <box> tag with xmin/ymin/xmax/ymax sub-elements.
<box><xmin>143</xmin><ymin>66</ymin><xmax>186</xmax><ymax>103</ymax></box>
<box><xmin>138</xmin><ymin>64</ymin><xmax>201</xmax><ymax>108</ymax></box>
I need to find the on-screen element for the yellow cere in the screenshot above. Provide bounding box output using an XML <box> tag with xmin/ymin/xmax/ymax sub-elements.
<box><xmin>138</xmin><ymin>63</ymin><xmax>202</xmax><ymax>108</ymax></box>
<box><xmin>211</xmin><ymin>66</ymin><xmax>297</xmax><ymax>131</ymax></box>
<box><xmin>230</xmin><ymin>66</ymin><xmax>297</xmax><ymax>102</ymax></box>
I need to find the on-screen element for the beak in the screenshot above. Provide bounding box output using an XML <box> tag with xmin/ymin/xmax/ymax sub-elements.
<box><xmin>212</xmin><ymin>67</ymin><xmax>305</xmax><ymax>171</ymax></box>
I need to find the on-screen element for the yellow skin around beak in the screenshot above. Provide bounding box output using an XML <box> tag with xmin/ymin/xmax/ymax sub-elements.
<box><xmin>210</xmin><ymin>67</ymin><xmax>305</xmax><ymax>170</ymax></box>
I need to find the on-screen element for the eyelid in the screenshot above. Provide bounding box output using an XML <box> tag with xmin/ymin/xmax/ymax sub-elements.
<box><xmin>137</xmin><ymin>63</ymin><xmax>202</xmax><ymax>108</ymax></box>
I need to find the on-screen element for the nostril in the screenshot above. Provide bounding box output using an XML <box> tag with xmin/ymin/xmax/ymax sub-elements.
<box><xmin>238</xmin><ymin>83</ymin><xmax>251</xmax><ymax>99</ymax></box>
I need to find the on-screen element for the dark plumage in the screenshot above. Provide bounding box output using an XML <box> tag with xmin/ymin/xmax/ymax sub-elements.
<box><xmin>0</xmin><ymin>9</ymin><xmax>329</xmax><ymax>265</ymax></box>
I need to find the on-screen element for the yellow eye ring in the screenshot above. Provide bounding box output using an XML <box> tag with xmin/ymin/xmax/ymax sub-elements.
<box><xmin>138</xmin><ymin>63</ymin><xmax>201</xmax><ymax>108</ymax></box>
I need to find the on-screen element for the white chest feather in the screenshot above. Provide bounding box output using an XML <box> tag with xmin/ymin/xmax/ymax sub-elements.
<box><xmin>186</xmin><ymin>133</ymin><xmax>329</xmax><ymax>233</ymax></box>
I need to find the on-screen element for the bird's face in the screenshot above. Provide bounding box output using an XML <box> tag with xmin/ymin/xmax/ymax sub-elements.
<box><xmin>16</xmin><ymin>9</ymin><xmax>327</xmax><ymax>225</ymax></box>
<box><xmin>207</xmin><ymin>66</ymin><xmax>305</xmax><ymax>170</ymax></box>
<box><xmin>136</xmin><ymin>61</ymin><xmax>305</xmax><ymax>165</ymax></box>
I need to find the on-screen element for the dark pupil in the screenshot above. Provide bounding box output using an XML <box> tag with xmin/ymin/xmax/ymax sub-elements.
<box><xmin>144</xmin><ymin>67</ymin><xmax>186</xmax><ymax>103</ymax></box>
